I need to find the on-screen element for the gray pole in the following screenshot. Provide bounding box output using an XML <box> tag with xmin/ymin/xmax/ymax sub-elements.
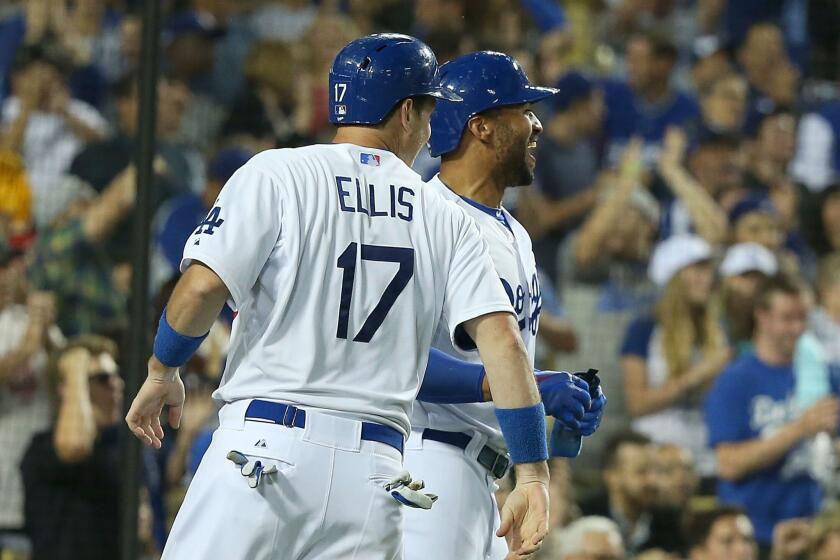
<box><xmin>121</xmin><ymin>1</ymin><xmax>161</xmax><ymax>558</ymax></box>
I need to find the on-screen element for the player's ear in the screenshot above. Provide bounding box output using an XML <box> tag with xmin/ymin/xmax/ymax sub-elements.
<box><xmin>465</xmin><ymin>115</ymin><xmax>493</xmax><ymax>144</ymax></box>
<box><xmin>399</xmin><ymin>98</ymin><xmax>416</xmax><ymax>131</ymax></box>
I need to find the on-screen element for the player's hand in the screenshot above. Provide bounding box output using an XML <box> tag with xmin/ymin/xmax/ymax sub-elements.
<box><xmin>579</xmin><ymin>386</ymin><xmax>607</xmax><ymax>437</ymax></box>
<box><xmin>125</xmin><ymin>356</ymin><xmax>185</xmax><ymax>449</ymax></box>
<box><xmin>498</xmin><ymin>464</ymin><xmax>549</xmax><ymax>559</ymax></box>
<box><xmin>535</xmin><ymin>372</ymin><xmax>590</xmax><ymax>430</ymax></box>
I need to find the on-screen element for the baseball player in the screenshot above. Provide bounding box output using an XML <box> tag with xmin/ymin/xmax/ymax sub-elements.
<box><xmin>402</xmin><ymin>52</ymin><xmax>608</xmax><ymax>560</ymax></box>
<box><xmin>126</xmin><ymin>35</ymin><xmax>553</xmax><ymax>560</ymax></box>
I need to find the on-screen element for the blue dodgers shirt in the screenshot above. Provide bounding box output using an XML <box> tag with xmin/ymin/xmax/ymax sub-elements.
<box><xmin>704</xmin><ymin>352</ymin><xmax>822</xmax><ymax>544</ymax></box>
<box><xmin>600</xmin><ymin>79</ymin><xmax>699</xmax><ymax>166</ymax></box>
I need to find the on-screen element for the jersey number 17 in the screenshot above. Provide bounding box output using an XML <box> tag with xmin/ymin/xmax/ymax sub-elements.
<box><xmin>335</xmin><ymin>242</ymin><xmax>414</xmax><ymax>343</ymax></box>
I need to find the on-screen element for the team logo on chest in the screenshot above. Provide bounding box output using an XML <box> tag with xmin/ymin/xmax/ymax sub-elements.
<box><xmin>500</xmin><ymin>272</ymin><xmax>541</xmax><ymax>335</ymax></box>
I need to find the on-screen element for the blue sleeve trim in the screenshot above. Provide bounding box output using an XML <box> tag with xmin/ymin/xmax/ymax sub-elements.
<box><xmin>153</xmin><ymin>307</ymin><xmax>208</xmax><ymax>368</ymax></box>
<box><xmin>620</xmin><ymin>315</ymin><xmax>656</xmax><ymax>358</ymax></box>
<box><xmin>495</xmin><ymin>403</ymin><xmax>549</xmax><ymax>464</ymax></box>
<box><xmin>417</xmin><ymin>348</ymin><xmax>486</xmax><ymax>404</ymax></box>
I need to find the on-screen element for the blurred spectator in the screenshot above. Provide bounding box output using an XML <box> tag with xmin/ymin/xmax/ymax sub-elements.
<box><xmin>204</xmin><ymin>2</ymin><xmax>260</xmax><ymax>108</ymax></box>
<box><xmin>719</xmin><ymin>242</ymin><xmax>779</xmax><ymax>351</ymax></box>
<box><xmin>808</xmin><ymin>505</ymin><xmax>840</xmax><ymax>560</ymax></box>
<box><xmin>153</xmin><ymin>147</ymin><xmax>252</xmax><ymax>291</ymax></box>
<box><xmin>26</xmin><ymin>166</ymin><xmax>137</xmax><ymax>338</ymax></box>
<box><xmin>690</xmin><ymin>35</ymin><xmax>734</xmax><ymax>92</ymax></box>
<box><xmin>559</xmin><ymin>139</ymin><xmax>658</xmax><ymax>313</ymax></box>
<box><xmin>162</xmin><ymin>9</ymin><xmax>227</xmax><ymax>149</ymax></box>
<box><xmin>621</xmin><ymin>235</ymin><xmax>728</xmax><ymax>477</ymax></box>
<box><xmin>697</xmin><ymin>73</ymin><xmax>748</xmax><ymax>135</ymax></box>
<box><xmin>682</xmin><ymin>128</ymin><xmax>743</xmax><ymax>207</ymax></box>
<box><xmin>599</xmin><ymin>0</ymin><xmax>694</xmax><ymax>55</ymax></box>
<box><xmin>601</xmin><ymin>29</ymin><xmax>699</xmax><ymax>166</ymax></box>
<box><xmin>654</xmin><ymin>443</ymin><xmax>699</xmax><ymax>509</ymax></box>
<box><xmin>744</xmin><ymin>108</ymin><xmax>797</xmax><ymax>194</ymax></box>
<box><xmin>685</xmin><ymin>505</ymin><xmax>758</xmax><ymax>560</ymax></box>
<box><xmin>553</xmin><ymin>515</ymin><xmax>625</xmax><ymax>560</ymax></box>
<box><xmin>222</xmin><ymin>41</ymin><xmax>307</xmax><ymax>151</ymax></box>
<box><xmin>0</xmin><ymin>2</ymin><xmax>25</xmax><ymax>101</ymax></box>
<box><xmin>518</xmin><ymin>70</ymin><xmax>604</xmax><ymax>278</ymax></box>
<box><xmin>44</xmin><ymin>0</ymin><xmax>123</xmax><ymax>105</ymax></box>
<box><xmin>721</xmin><ymin>247</ymin><xmax>833</xmax><ymax>411</ymax></box>
<box><xmin>22</xmin><ymin>335</ymin><xmax>123</xmax><ymax>560</ymax></box>
<box><xmin>729</xmin><ymin>195</ymin><xmax>784</xmax><ymax>251</ymax></box>
<box><xmin>770</xmin><ymin>517</ymin><xmax>811</xmax><ymax>560</ymax></box>
<box><xmin>0</xmin><ymin>42</ymin><xmax>108</xmax><ymax>207</ymax></box>
<box><xmin>737</xmin><ymin>22</ymin><xmax>800</xmax><ymax>134</ymax></box>
<box><xmin>70</xmin><ymin>74</ymin><xmax>189</xmax><ymax>262</ymax></box>
<box><xmin>722</xmin><ymin>1</ymin><xmax>799</xmax><ymax>57</ymax></box>
<box><xmin>252</xmin><ymin>0</ymin><xmax>318</xmax><ymax>43</ymax></box>
<box><xmin>792</xmin><ymin>102</ymin><xmax>840</xmax><ymax>193</ymax></box>
<box><xmin>803</xmin><ymin>183</ymin><xmax>840</xmax><ymax>258</ymax></box>
<box><xmin>0</xmin><ymin>148</ymin><xmax>32</xmax><ymax>237</ymax></box>
<box><xmin>810</xmin><ymin>253</ymin><xmax>840</xmax><ymax>365</ymax></box>
<box><xmin>657</xmin><ymin>127</ymin><xmax>730</xmax><ymax>244</ymax></box>
<box><xmin>0</xmin><ymin>241</ymin><xmax>56</xmax><ymax>556</ymax></box>
<box><xmin>580</xmin><ymin>431</ymin><xmax>684</xmax><ymax>555</ymax></box>
<box><xmin>727</xmin><ymin>194</ymin><xmax>806</xmax><ymax>276</ymax></box>
<box><xmin>705</xmin><ymin>275</ymin><xmax>838</xmax><ymax>551</ymax></box>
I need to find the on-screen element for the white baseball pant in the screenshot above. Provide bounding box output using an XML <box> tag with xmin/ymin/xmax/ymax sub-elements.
<box><xmin>162</xmin><ymin>399</ymin><xmax>405</xmax><ymax>560</ymax></box>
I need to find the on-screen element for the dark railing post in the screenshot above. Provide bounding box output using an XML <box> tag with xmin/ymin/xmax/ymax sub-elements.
<box><xmin>121</xmin><ymin>1</ymin><xmax>161</xmax><ymax>559</ymax></box>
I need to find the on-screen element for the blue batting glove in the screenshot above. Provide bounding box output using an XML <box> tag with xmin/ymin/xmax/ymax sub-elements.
<box><xmin>578</xmin><ymin>386</ymin><xmax>607</xmax><ymax>436</ymax></box>
<box><xmin>535</xmin><ymin>371</ymin><xmax>591</xmax><ymax>430</ymax></box>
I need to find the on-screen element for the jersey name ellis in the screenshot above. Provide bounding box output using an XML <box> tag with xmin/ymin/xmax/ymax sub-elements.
<box><xmin>335</xmin><ymin>176</ymin><xmax>415</xmax><ymax>221</ymax></box>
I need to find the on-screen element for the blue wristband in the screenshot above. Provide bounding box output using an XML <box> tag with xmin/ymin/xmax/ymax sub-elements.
<box><xmin>495</xmin><ymin>403</ymin><xmax>549</xmax><ymax>464</ymax></box>
<box><xmin>153</xmin><ymin>308</ymin><xmax>208</xmax><ymax>368</ymax></box>
<box><xmin>417</xmin><ymin>349</ymin><xmax>486</xmax><ymax>404</ymax></box>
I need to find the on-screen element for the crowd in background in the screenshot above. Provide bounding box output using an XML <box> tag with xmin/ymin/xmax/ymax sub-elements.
<box><xmin>1</xmin><ymin>0</ymin><xmax>840</xmax><ymax>559</ymax></box>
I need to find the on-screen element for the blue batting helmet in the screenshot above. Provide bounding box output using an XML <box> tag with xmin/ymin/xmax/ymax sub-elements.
<box><xmin>329</xmin><ymin>33</ymin><xmax>461</xmax><ymax>125</ymax></box>
<box><xmin>429</xmin><ymin>51</ymin><xmax>560</xmax><ymax>157</ymax></box>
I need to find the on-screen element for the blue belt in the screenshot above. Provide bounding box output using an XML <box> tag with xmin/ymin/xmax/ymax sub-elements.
<box><xmin>422</xmin><ymin>428</ymin><xmax>510</xmax><ymax>479</ymax></box>
<box><xmin>244</xmin><ymin>400</ymin><xmax>404</xmax><ymax>455</ymax></box>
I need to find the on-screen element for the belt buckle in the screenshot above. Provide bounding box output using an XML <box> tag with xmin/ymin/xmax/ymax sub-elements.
<box><xmin>281</xmin><ymin>405</ymin><xmax>299</xmax><ymax>428</ymax></box>
<box><xmin>489</xmin><ymin>452</ymin><xmax>510</xmax><ymax>479</ymax></box>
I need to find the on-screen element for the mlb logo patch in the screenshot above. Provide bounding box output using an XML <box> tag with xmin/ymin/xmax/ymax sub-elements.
<box><xmin>360</xmin><ymin>153</ymin><xmax>381</xmax><ymax>166</ymax></box>
<box><xmin>335</xmin><ymin>104</ymin><xmax>347</xmax><ymax>116</ymax></box>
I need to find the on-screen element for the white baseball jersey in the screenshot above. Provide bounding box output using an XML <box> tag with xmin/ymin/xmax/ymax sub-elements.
<box><xmin>180</xmin><ymin>144</ymin><xmax>513</xmax><ymax>436</ymax></box>
<box><xmin>410</xmin><ymin>175</ymin><xmax>541</xmax><ymax>449</ymax></box>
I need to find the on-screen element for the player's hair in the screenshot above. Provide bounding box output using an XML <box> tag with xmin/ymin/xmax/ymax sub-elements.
<box><xmin>46</xmin><ymin>335</ymin><xmax>119</xmax><ymax>402</ymax></box>
<box><xmin>601</xmin><ymin>431</ymin><xmax>651</xmax><ymax>471</ymax></box>
<box><xmin>753</xmin><ymin>273</ymin><xmax>802</xmax><ymax>312</ymax></box>
<box><xmin>654</xmin><ymin>265</ymin><xmax>726</xmax><ymax>381</ymax></box>
<box><xmin>555</xmin><ymin>516</ymin><xmax>624</xmax><ymax>559</ymax></box>
<box><xmin>374</xmin><ymin>95</ymin><xmax>437</xmax><ymax>129</ymax></box>
<box><xmin>629</xmin><ymin>28</ymin><xmax>678</xmax><ymax>62</ymax></box>
<box><xmin>683</xmin><ymin>505</ymin><xmax>749</xmax><ymax>550</ymax></box>
<box><xmin>817</xmin><ymin>253</ymin><xmax>840</xmax><ymax>296</ymax></box>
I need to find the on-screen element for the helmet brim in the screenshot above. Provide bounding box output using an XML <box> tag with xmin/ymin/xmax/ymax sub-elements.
<box><xmin>515</xmin><ymin>85</ymin><xmax>561</xmax><ymax>104</ymax></box>
<box><xmin>426</xmin><ymin>87</ymin><xmax>463</xmax><ymax>102</ymax></box>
